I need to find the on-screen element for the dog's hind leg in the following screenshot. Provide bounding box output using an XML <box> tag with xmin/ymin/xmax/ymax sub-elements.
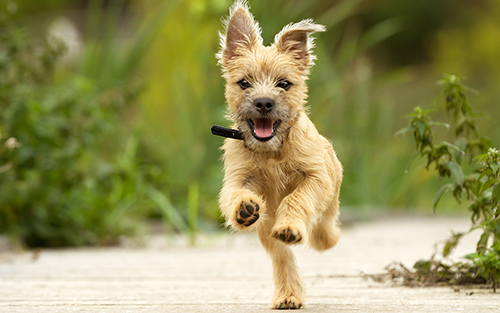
<box><xmin>257</xmin><ymin>220</ymin><xmax>305</xmax><ymax>309</ymax></box>
<box><xmin>309</xmin><ymin>148</ymin><xmax>342</xmax><ymax>251</ymax></box>
<box><xmin>308</xmin><ymin>209</ymin><xmax>340</xmax><ymax>251</ymax></box>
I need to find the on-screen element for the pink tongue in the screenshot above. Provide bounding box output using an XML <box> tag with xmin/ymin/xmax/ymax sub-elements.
<box><xmin>254</xmin><ymin>119</ymin><xmax>273</xmax><ymax>138</ymax></box>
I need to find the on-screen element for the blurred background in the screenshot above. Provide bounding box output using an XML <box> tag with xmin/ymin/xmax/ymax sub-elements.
<box><xmin>1</xmin><ymin>0</ymin><xmax>499</xmax><ymax>247</ymax></box>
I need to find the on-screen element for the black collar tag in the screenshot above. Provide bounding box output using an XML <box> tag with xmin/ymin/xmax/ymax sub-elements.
<box><xmin>211</xmin><ymin>125</ymin><xmax>244</xmax><ymax>140</ymax></box>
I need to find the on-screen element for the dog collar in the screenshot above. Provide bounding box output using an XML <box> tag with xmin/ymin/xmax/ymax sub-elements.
<box><xmin>211</xmin><ymin>125</ymin><xmax>244</xmax><ymax>140</ymax></box>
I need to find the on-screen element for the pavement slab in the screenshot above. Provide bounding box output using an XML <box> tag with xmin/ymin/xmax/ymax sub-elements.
<box><xmin>1</xmin><ymin>217</ymin><xmax>499</xmax><ymax>312</ymax></box>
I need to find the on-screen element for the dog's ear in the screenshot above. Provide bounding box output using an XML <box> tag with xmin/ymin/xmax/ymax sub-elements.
<box><xmin>274</xmin><ymin>20</ymin><xmax>326</xmax><ymax>70</ymax></box>
<box><xmin>217</xmin><ymin>1</ymin><xmax>262</xmax><ymax>66</ymax></box>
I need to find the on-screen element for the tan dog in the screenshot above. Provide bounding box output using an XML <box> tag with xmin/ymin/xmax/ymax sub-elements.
<box><xmin>215</xmin><ymin>1</ymin><xmax>342</xmax><ymax>309</ymax></box>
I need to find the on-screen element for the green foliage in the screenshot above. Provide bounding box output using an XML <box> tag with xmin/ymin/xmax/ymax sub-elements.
<box><xmin>136</xmin><ymin>0</ymin><xmax>226</xmax><ymax>228</ymax></box>
<box><xmin>0</xmin><ymin>14</ymin><xmax>145</xmax><ymax>247</ymax></box>
<box><xmin>138</xmin><ymin>0</ymin><xmax>414</xmax><ymax>216</ymax></box>
<box><xmin>0</xmin><ymin>1</ymin><xmax>201</xmax><ymax>247</ymax></box>
<box><xmin>7</xmin><ymin>0</ymin><xmax>498</xmax><ymax>247</ymax></box>
<box><xmin>465</xmin><ymin>243</ymin><xmax>500</xmax><ymax>293</ymax></box>
<box><xmin>398</xmin><ymin>74</ymin><xmax>500</xmax><ymax>290</ymax></box>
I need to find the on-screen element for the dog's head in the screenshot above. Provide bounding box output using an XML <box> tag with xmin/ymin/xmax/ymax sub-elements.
<box><xmin>217</xmin><ymin>0</ymin><xmax>325</xmax><ymax>152</ymax></box>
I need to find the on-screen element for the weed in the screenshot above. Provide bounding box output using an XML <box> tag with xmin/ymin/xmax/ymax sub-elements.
<box><xmin>397</xmin><ymin>74</ymin><xmax>500</xmax><ymax>291</ymax></box>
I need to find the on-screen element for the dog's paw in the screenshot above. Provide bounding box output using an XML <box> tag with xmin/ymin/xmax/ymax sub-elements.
<box><xmin>235</xmin><ymin>200</ymin><xmax>260</xmax><ymax>227</ymax></box>
<box><xmin>272</xmin><ymin>225</ymin><xmax>303</xmax><ymax>244</ymax></box>
<box><xmin>272</xmin><ymin>295</ymin><xmax>303</xmax><ymax>310</ymax></box>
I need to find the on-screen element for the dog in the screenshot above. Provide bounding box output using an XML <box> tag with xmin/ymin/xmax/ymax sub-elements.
<box><xmin>215</xmin><ymin>1</ymin><xmax>343</xmax><ymax>309</ymax></box>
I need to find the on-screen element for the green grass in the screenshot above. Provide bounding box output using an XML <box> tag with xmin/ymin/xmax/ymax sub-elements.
<box><xmin>3</xmin><ymin>0</ymin><xmax>499</xmax><ymax>247</ymax></box>
<box><xmin>0</xmin><ymin>1</ymin><xmax>181</xmax><ymax>247</ymax></box>
<box><xmin>137</xmin><ymin>0</ymin><xmax>419</xmax><ymax>220</ymax></box>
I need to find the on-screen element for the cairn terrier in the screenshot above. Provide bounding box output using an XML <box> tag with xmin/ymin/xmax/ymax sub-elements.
<box><xmin>214</xmin><ymin>1</ymin><xmax>343</xmax><ymax>309</ymax></box>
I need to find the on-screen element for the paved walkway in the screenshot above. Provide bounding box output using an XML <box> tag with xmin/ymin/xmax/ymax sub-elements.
<box><xmin>0</xmin><ymin>217</ymin><xmax>499</xmax><ymax>312</ymax></box>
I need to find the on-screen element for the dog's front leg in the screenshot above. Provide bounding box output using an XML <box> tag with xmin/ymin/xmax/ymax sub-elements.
<box><xmin>258</xmin><ymin>220</ymin><xmax>305</xmax><ymax>309</ymax></box>
<box><xmin>219</xmin><ymin>164</ymin><xmax>264</xmax><ymax>231</ymax></box>
<box><xmin>272</xmin><ymin>170</ymin><xmax>333</xmax><ymax>244</ymax></box>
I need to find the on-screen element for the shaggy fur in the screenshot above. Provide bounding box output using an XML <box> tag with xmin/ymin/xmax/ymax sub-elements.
<box><xmin>216</xmin><ymin>1</ymin><xmax>343</xmax><ymax>309</ymax></box>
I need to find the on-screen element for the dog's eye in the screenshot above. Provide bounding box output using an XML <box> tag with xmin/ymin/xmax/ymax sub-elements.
<box><xmin>276</xmin><ymin>80</ymin><xmax>292</xmax><ymax>91</ymax></box>
<box><xmin>237</xmin><ymin>79</ymin><xmax>251</xmax><ymax>90</ymax></box>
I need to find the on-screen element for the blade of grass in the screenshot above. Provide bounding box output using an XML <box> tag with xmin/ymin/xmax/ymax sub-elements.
<box><xmin>187</xmin><ymin>183</ymin><xmax>199</xmax><ymax>245</ymax></box>
<box><xmin>147</xmin><ymin>186</ymin><xmax>188</xmax><ymax>233</ymax></box>
<box><xmin>357</xmin><ymin>17</ymin><xmax>402</xmax><ymax>54</ymax></box>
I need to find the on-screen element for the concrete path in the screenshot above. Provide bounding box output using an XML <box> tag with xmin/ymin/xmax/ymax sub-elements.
<box><xmin>0</xmin><ymin>217</ymin><xmax>499</xmax><ymax>312</ymax></box>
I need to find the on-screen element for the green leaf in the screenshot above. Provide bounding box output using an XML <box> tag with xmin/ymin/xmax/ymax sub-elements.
<box><xmin>433</xmin><ymin>183</ymin><xmax>454</xmax><ymax>211</ymax></box>
<box><xmin>395</xmin><ymin>126</ymin><xmax>414</xmax><ymax>137</ymax></box>
<box><xmin>443</xmin><ymin>232</ymin><xmax>464</xmax><ymax>257</ymax></box>
<box><xmin>414</xmin><ymin>259</ymin><xmax>432</xmax><ymax>272</ymax></box>
<box><xmin>464</xmin><ymin>252</ymin><xmax>479</xmax><ymax>261</ymax></box>
<box><xmin>479</xmin><ymin>179</ymin><xmax>498</xmax><ymax>197</ymax></box>
<box><xmin>477</xmin><ymin>170</ymin><xmax>489</xmax><ymax>183</ymax></box>
<box><xmin>428</xmin><ymin>121</ymin><xmax>450</xmax><ymax>130</ymax></box>
<box><xmin>491</xmin><ymin>163</ymin><xmax>500</xmax><ymax>174</ymax></box>
<box><xmin>473</xmin><ymin>153</ymin><xmax>488</xmax><ymax>162</ymax></box>
<box><xmin>446</xmin><ymin>161</ymin><xmax>464</xmax><ymax>184</ymax></box>
<box><xmin>442</xmin><ymin>142</ymin><xmax>464</xmax><ymax>154</ymax></box>
<box><xmin>492</xmin><ymin>184</ymin><xmax>500</xmax><ymax>202</ymax></box>
<box><xmin>417</xmin><ymin>121</ymin><xmax>426</xmax><ymax>137</ymax></box>
<box><xmin>476</xmin><ymin>232</ymin><xmax>490</xmax><ymax>254</ymax></box>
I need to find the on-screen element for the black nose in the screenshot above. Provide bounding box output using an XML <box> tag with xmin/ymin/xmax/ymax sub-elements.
<box><xmin>254</xmin><ymin>98</ymin><xmax>274</xmax><ymax>114</ymax></box>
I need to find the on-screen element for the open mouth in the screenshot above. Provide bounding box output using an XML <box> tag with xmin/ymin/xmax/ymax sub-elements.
<box><xmin>247</xmin><ymin>119</ymin><xmax>281</xmax><ymax>141</ymax></box>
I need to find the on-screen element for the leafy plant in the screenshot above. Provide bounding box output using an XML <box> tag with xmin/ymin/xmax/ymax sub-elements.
<box><xmin>0</xmin><ymin>12</ymin><xmax>148</xmax><ymax>247</ymax></box>
<box><xmin>0</xmin><ymin>17</ymin><xmax>137</xmax><ymax>246</ymax></box>
<box><xmin>0</xmin><ymin>1</ymin><xmax>201</xmax><ymax>247</ymax></box>
<box><xmin>397</xmin><ymin>74</ymin><xmax>500</xmax><ymax>291</ymax></box>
